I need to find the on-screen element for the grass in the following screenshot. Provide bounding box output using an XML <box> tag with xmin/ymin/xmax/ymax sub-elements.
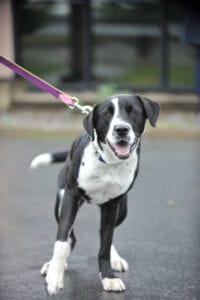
<box><xmin>21</xmin><ymin>35</ymin><xmax>69</xmax><ymax>47</ymax></box>
<box><xmin>170</xmin><ymin>65</ymin><xmax>195</xmax><ymax>86</ymax></box>
<box><xmin>23</xmin><ymin>63</ymin><xmax>67</xmax><ymax>77</ymax></box>
<box><xmin>23</xmin><ymin>62</ymin><xmax>194</xmax><ymax>88</ymax></box>
<box><xmin>115</xmin><ymin>63</ymin><xmax>194</xmax><ymax>86</ymax></box>
<box><xmin>116</xmin><ymin>63</ymin><xmax>159</xmax><ymax>86</ymax></box>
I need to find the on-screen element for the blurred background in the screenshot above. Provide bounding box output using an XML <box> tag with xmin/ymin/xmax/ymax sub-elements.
<box><xmin>1</xmin><ymin>0</ymin><xmax>197</xmax><ymax>89</ymax></box>
<box><xmin>0</xmin><ymin>2</ymin><xmax>200</xmax><ymax>299</ymax></box>
<box><xmin>0</xmin><ymin>0</ymin><xmax>200</xmax><ymax>135</ymax></box>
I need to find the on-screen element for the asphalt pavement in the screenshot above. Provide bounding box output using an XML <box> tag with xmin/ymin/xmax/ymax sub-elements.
<box><xmin>0</xmin><ymin>136</ymin><xmax>200</xmax><ymax>300</ymax></box>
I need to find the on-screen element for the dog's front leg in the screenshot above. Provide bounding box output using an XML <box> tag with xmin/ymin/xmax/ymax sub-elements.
<box><xmin>99</xmin><ymin>199</ymin><xmax>126</xmax><ymax>292</ymax></box>
<box><xmin>42</xmin><ymin>188</ymin><xmax>79</xmax><ymax>295</ymax></box>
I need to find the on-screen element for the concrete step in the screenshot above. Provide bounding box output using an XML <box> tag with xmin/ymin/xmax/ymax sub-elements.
<box><xmin>10</xmin><ymin>91</ymin><xmax>199</xmax><ymax>112</ymax></box>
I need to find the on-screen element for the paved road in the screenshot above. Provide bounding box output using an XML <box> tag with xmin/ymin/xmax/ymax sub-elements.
<box><xmin>0</xmin><ymin>136</ymin><xmax>200</xmax><ymax>300</ymax></box>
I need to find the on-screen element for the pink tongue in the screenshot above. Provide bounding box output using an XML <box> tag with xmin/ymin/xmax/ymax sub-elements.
<box><xmin>112</xmin><ymin>144</ymin><xmax>130</xmax><ymax>156</ymax></box>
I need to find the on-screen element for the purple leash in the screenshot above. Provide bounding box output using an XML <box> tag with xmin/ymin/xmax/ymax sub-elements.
<box><xmin>0</xmin><ymin>55</ymin><xmax>92</xmax><ymax>114</ymax></box>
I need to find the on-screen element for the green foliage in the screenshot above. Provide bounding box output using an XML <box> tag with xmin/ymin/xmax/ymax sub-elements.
<box><xmin>96</xmin><ymin>83</ymin><xmax>131</xmax><ymax>102</ymax></box>
<box><xmin>96</xmin><ymin>83</ymin><xmax>118</xmax><ymax>102</ymax></box>
<box><xmin>115</xmin><ymin>63</ymin><xmax>194</xmax><ymax>86</ymax></box>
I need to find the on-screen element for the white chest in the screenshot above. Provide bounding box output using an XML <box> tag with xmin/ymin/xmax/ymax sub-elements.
<box><xmin>77</xmin><ymin>144</ymin><xmax>138</xmax><ymax>205</ymax></box>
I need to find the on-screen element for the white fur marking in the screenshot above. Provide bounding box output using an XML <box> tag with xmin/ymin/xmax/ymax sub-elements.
<box><xmin>43</xmin><ymin>240</ymin><xmax>71</xmax><ymax>295</ymax></box>
<box><xmin>111</xmin><ymin>245</ymin><xmax>129</xmax><ymax>272</ymax></box>
<box><xmin>106</xmin><ymin>98</ymin><xmax>135</xmax><ymax>150</ymax></box>
<box><xmin>78</xmin><ymin>142</ymin><xmax>138</xmax><ymax>205</ymax></box>
<box><xmin>59</xmin><ymin>189</ymin><xmax>65</xmax><ymax>200</ymax></box>
<box><xmin>41</xmin><ymin>260</ymin><xmax>68</xmax><ymax>275</ymax></box>
<box><xmin>58</xmin><ymin>189</ymin><xmax>65</xmax><ymax>217</ymax></box>
<box><xmin>102</xmin><ymin>277</ymin><xmax>126</xmax><ymax>292</ymax></box>
<box><xmin>112</xmin><ymin>97</ymin><xmax>119</xmax><ymax>116</ymax></box>
<box><xmin>30</xmin><ymin>153</ymin><xmax>52</xmax><ymax>169</ymax></box>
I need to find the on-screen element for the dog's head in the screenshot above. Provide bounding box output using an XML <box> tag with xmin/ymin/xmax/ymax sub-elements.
<box><xmin>84</xmin><ymin>94</ymin><xmax>160</xmax><ymax>163</ymax></box>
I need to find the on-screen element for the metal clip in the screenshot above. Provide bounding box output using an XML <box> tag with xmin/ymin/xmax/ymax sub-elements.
<box><xmin>70</xmin><ymin>97</ymin><xmax>93</xmax><ymax>114</ymax></box>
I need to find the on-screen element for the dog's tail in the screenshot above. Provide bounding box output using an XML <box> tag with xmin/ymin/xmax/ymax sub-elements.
<box><xmin>30</xmin><ymin>151</ymin><xmax>68</xmax><ymax>169</ymax></box>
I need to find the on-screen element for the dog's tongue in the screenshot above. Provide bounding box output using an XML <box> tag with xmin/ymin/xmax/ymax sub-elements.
<box><xmin>112</xmin><ymin>143</ymin><xmax>130</xmax><ymax>156</ymax></box>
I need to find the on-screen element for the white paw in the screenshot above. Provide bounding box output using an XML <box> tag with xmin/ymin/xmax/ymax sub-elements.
<box><xmin>41</xmin><ymin>260</ymin><xmax>68</xmax><ymax>276</ymax></box>
<box><xmin>111</xmin><ymin>257</ymin><xmax>129</xmax><ymax>272</ymax></box>
<box><xmin>41</xmin><ymin>241</ymin><xmax>70</xmax><ymax>295</ymax></box>
<box><xmin>41</xmin><ymin>260</ymin><xmax>51</xmax><ymax>276</ymax></box>
<box><xmin>110</xmin><ymin>245</ymin><xmax>129</xmax><ymax>272</ymax></box>
<box><xmin>102</xmin><ymin>278</ymin><xmax>126</xmax><ymax>292</ymax></box>
<box><xmin>42</xmin><ymin>261</ymin><xmax>65</xmax><ymax>295</ymax></box>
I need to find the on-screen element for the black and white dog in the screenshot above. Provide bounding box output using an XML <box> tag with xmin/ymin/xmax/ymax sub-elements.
<box><xmin>31</xmin><ymin>94</ymin><xmax>160</xmax><ymax>295</ymax></box>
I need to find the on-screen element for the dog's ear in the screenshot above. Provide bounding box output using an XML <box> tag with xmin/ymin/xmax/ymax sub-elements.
<box><xmin>137</xmin><ymin>95</ymin><xmax>160</xmax><ymax>127</ymax></box>
<box><xmin>83</xmin><ymin>107</ymin><xmax>96</xmax><ymax>140</ymax></box>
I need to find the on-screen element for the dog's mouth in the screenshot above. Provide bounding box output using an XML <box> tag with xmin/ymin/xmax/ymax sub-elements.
<box><xmin>107</xmin><ymin>138</ymin><xmax>139</xmax><ymax>159</ymax></box>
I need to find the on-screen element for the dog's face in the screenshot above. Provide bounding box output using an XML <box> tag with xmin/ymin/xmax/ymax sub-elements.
<box><xmin>84</xmin><ymin>94</ymin><xmax>160</xmax><ymax>162</ymax></box>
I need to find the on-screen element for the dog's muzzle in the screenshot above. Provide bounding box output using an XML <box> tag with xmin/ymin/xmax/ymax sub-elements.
<box><xmin>106</xmin><ymin>136</ymin><xmax>139</xmax><ymax>160</ymax></box>
<box><xmin>114</xmin><ymin>124</ymin><xmax>130</xmax><ymax>138</ymax></box>
<box><xmin>105</xmin><ymin>123</ymin><xmax>139</xmax><ymax>159</ymax></box>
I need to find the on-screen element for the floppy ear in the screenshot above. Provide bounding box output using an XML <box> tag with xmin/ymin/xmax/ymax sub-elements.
<box><xmin>83</xmin><ymin>107</ymin><xmax>95</xmax><ymax>140</ymax></box>
<box><xmin>137</xmin><ymin>95</ymin><xmax>160</xmax><ymax>127</ymax></box>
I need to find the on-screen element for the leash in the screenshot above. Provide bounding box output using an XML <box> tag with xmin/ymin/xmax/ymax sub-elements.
<box><xmin>0</xmin><ymin>55</ymin><xmax>93</xmax><ymax>114</ymax></box>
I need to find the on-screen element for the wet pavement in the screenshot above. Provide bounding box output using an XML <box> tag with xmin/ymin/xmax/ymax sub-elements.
<box><xmin>0</xmin><ymin>136</ymin><xmax>200</xmax><ymax>300</ymax></box>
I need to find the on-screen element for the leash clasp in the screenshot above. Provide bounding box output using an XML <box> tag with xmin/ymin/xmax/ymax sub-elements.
<box><xmin>69</xmin><ymin>97</ymin><xmax>93</xmax><ymax>114</ymax></box>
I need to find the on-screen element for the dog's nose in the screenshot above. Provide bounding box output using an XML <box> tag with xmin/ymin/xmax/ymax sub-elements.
<box><xmin>114</xmin><ymin>124</ymin><xmax>130</xmax><ymax>137</ymax></box>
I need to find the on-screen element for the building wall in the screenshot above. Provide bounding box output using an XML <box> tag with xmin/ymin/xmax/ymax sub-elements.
<box><xmin>0</xmin><ymin>0</ymin><xmax>14</xmax><ymax>80</ymax></box>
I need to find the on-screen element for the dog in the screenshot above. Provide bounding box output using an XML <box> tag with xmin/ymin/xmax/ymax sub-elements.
<box><xmin>30</xmin><ymin>94</ymin><xmax>160</xmax><ymax>295</ymax></box>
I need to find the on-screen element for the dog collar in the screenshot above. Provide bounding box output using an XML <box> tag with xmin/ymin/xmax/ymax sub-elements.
<box><xmin>98</xmin><ymin>155</ymin><xmax>106</xmax><ymax>164</ymax></box>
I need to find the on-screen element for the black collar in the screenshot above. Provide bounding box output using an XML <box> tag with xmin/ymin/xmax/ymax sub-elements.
<box><xmin>98</xmin><ymin>154</ymin><xmax>106</xmax><ymax>164</ymax></box>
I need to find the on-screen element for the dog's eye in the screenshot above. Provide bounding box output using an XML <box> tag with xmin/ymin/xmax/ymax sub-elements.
<box><xmin>104</xmin><ymin>111</ymin><xmax>112</xmax><ymax>118</ymax></box>
<box><xmin>129</xmin><ymin>111</ymin><xmax>135</xmax><ymax>118</ymax></box>
<box><xmin>127</xmin><ymin>105</ymin><xmax>135</xmax><ymax>117</ymax></box>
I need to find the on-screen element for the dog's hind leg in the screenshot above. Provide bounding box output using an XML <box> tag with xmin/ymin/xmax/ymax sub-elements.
<box><xmin>110</xmin><ymin>244</ymin><xmax>129</xmax><ymax>273</ymax></box>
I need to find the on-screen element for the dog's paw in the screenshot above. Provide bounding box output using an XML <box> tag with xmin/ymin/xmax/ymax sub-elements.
<box><xmin>102</xmin><ymin>277</ymin><xmax>126</xmax><ymax>292</ymax></box>
<box><xmin>45</xmin><ymin>263</ymin><xmax>65</xmax><ymax>295</ymax></box>
<box><xmin>111</xmin><ymin>256</ymin><xmax>129</xmax><ymax>272</ymax></box>
<box><xmin>41</xmin><ymin>261</ymin><xmax>65</xmax><ymax>295</ymax></box>
<box><xmin>110</xmin><ymin>245</ymin><xmax>129</xmax><ymax>272</ymax></box>
<box><xmin>41</xmin><ymin>260</ymin><xmax>51</xmax><ymax>276</ymax></box>
<box><xmin>41</xmin><ymin>260</ymin><xmax>68</xmax><ymax>276</ymax></box>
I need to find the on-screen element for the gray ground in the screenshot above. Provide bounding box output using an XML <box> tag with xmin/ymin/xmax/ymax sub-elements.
<box><xmin>0</xmin><ymin>136</ymin><xmax>200</xmax><ymax>300</ymax></box>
